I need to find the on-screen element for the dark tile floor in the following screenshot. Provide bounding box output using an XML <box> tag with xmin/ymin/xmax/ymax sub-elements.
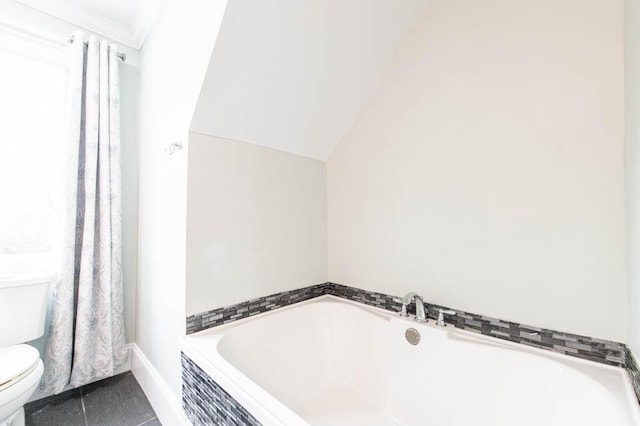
<box><xmin>24</xmin><ymin>372</ymin><xmax>160</xmax><ymax>426</ymax></box>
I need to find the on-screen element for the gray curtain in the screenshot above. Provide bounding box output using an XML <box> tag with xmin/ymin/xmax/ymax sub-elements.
<box><xmin>41</xmin><ymin>32</ymin><xmax>126</xmax><ymax>394</ymax></box>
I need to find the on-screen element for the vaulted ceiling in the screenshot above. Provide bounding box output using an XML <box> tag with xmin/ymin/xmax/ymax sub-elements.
<box><xmin>9</xmin><ymin>0</ymin><xmax>427</xmax><ymax>160</ymax></box>
<box><xmin>190</xmin><ymin>0</ymin><xmax>427</xmax><ymax>160</ymax></box>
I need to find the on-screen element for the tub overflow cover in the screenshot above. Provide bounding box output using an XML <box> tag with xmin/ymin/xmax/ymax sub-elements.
<box><xmin>405</xmin><ymin>328</ymin><xmax>421</xmax><ymax>345</ymax></box>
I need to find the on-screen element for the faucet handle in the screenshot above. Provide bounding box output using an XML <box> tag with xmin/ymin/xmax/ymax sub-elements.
<box><xmin>436</xmin><ymin>309</ymin><xmax>456</xmax><ymax>327</ymax></box>
<box><xmin>393</xmin><ymin>296</ymin><xmax>410</xmax><ymax>317</ymax></box>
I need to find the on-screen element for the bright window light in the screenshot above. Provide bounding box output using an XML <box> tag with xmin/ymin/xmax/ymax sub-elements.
<box><xmin>0</xmin><ymin>47</ymin><xmax>66</xmax><ymax>274</ymax></box>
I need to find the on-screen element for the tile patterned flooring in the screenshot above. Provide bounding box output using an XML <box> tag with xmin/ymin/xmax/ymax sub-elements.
<box><xmin>24</xmin><ymin>372</ymin><xmax>160</xmax><ymax>426</ymax></box>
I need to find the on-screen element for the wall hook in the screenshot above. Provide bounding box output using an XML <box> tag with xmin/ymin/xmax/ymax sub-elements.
<box><xmin>165</xmin><ymin>141</ymin><xmax>183</xmax><ymax>155</ymax></box>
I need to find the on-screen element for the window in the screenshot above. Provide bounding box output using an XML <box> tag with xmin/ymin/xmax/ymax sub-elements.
<box><xmin>0</xmin><ymin>36</ymin><xmax>66</xmax><ymax>274</ymax></box>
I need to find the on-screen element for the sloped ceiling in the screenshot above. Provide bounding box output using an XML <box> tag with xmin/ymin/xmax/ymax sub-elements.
<box><xmin>190</xmin><ymin>0</ymin><xmax>426</xmax><ymax>161</ymax></box>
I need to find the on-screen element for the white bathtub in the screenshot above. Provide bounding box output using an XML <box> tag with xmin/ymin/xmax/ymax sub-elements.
<box><xmin>181</xmin><ymin>295</ymin><xmax>640</xmax><ymax>426</ymax></box>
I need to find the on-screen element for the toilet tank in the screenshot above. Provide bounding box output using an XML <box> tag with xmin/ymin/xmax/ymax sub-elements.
<box><xmin>0</xmin><ymin>273</ymin><xmax>51</xmax><ymax>347</ymax></box>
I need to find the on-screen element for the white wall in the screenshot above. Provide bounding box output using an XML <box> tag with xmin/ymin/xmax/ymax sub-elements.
<box><xmin>626</xmin><ymin>0</ymin><xmax>640</xmax><ymax>354</ymax></box>
<box><xmin>190</xmin><ymin>0</ymin><xmax>426</xmax><ymax>161</ymax></box>
<box><xmin>328</xmin><ymin>0</ymin><xmax>627</xmax><ymax>342</ymax></box>
<box><xmin>0</xmin><ymin>0</ymin><xmax>141</xmax><ymax>347</ymax></box>
<box><xmin>186</xmin><ymin>133</ymin><xmax>327</xmax><ymax>316</ymax></box>
<box><xmin>135</xmin><ymin>0</ymin><xmax>227</xmax><ymax>403</ymax></box>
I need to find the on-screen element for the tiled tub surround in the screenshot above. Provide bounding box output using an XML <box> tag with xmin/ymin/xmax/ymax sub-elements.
<box><xmin>182</xmin><ymin>353</ymin><xmax>260</xmax><ymax>426</ymax></box>
<box><xmin>181</xmin><ymin>296</ymin><xmax>640</xmax><ymax>425</ymax></box>
<box><xmin>186</xmin><ymin>284</ymin><xmax>330</xmax><ymax>334</ymax></box>
<box><xmin>186</xmin><ymin>282</ymin><xmax>640</xmax><ymax>405</ymax></box>
<box><xmin>185</xmin><ymin>283</ymin><xmax>399</xmax><ymax>334</ymax></box>
<box><xmin>187</xmin><ymin>282</ymin><xmax>626</xmax><ymax>366</ymax></box>
<box><xmin>627</xmin><ymin>347</ymin><xmax>640</xmax><ymax>404</ymax></box>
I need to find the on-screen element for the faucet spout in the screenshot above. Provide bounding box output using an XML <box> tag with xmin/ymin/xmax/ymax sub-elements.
<box><xmin>402</xmin><ymin>292</ymin><xmax>418</xmax><ymax>305</ymax></box>
<box><xmin>413</xmin><ymin>295</ymin><xmax>427</xmax><ymax>323</ymax></box>
<box><xmin>399</xmin><ymin>292</ymin><xmax>428</xmax><ymax>323</ymax></box>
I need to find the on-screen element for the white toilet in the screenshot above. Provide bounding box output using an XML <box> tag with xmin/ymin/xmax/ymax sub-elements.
<box><xmin>0</xmin><ymin>273</ymin><xmax>51</xmax><ymax>426</ymax></box>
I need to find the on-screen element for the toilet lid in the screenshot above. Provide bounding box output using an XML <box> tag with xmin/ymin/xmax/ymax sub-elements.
<box><xmin>0</xmin><ymin>344</ymin><xmax>40</xmax><ymax>388</ymax></box>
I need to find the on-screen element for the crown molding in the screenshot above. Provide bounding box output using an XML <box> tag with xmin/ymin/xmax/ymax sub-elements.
<box><xmin>14</xmin><ymin>0</ymin><xmax>160</xmax><ymax>49</ymax></box>
<box><xmin>128</xmin><ymin>0</ymin><xmax>162</xmax><ymax>49</ymax></box>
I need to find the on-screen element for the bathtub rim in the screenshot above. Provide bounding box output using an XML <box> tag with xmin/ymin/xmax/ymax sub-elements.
<box><xmin>180</xmin><ymin>295</ymin><xmax>640</xmax><ymax>425</ymax></box>
<box><xmin>181</xmin><ymin>335</ymin><xmax>307</xmax><ymax>426</ymax></box>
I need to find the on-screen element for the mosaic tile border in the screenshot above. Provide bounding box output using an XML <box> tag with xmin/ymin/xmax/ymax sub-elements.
<box><xmin>186</xmin><ymin>283</ymin><xmax>330</xmax><ymax>334</ymax></box>
<box><xmin>328</xmin><ymin>282</ymin><xmax>401</xmax><ymax>312</ymax></box>
<box><xmin>626</xmin><ymin>347</ymin><xmax>640</xmax><ymax>403</ymax></box>
<box><xmin>185</xmin><ymin>282</ymin><xmax>638</xmax><ymax>393</ymax></box>
<box><xmin>182</xmin><ymin>353</ymin><xmax>262</xmax><ymax>426</ymax></box>
<box><xmin>185</xmin><ymin>282</ymin><xmax>400</xmax><ymax>334</ymax></box>
<box><xmin>420</xmin><ymin>301</ymin><xmax>626</xmax><ymax>367</ymax></box>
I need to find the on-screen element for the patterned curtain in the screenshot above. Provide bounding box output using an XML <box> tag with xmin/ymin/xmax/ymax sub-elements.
<box><xmin>41</xmin><ymin>32</ymin><xmax>126</xmax><ymax>393</ymax></box>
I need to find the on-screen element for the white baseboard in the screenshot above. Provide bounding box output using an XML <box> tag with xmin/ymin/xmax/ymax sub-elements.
<box><xmin>130</xmin><ymin>343</ymin><xmax>189</xmax><ymax>426</ymax></box>
<box><xmin>28</xmin><ymin>343</ymin><xmax>134</xmax><ymax>403</ymax></box>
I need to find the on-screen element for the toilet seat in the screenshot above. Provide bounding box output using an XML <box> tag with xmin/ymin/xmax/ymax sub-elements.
<box><xmin>0</xmin><ymin>345</ymin><xmax>39</xmax><ymax>392</ymax></box>
<box><xmin>0</xmin><ymin>345</ymin><xmax>43</xmax><ymax>425</ymax></box>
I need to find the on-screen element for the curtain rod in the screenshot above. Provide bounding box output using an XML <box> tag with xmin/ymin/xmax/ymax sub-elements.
<box><xmin>0</xmin><ymin>16</ymin><xmax>126</xmax><ymax>62</ymax></box>
<box><xmin>68</xmin><ymin>35</ymin><xmax>126</xmax><ymax>62</ymax></box>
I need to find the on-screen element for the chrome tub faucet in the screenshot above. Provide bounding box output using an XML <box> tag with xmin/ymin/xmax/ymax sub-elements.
<box><xmin>396</xmin><ymin>292</ymin><xmax>428</xmax><ymax>323</ymax></box>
